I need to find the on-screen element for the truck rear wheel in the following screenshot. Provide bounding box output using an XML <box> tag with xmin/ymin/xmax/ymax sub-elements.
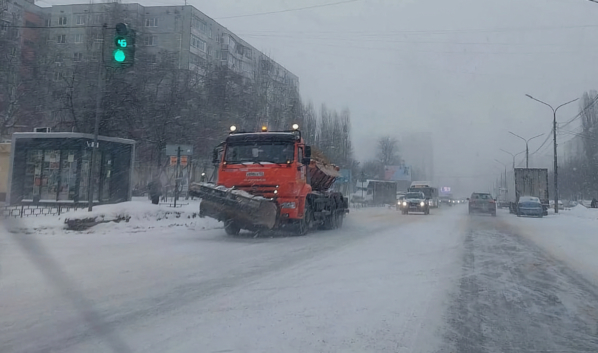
<box><xmin>296</xmin><ymin>203</ymin><xmax>312</xmax><ymax>236</ymax></box>
<box><xmin>224</xmin><ymin>220</ymin><xmax>241</xmax><ymax>236</ymax></box>
<box><xmin>324</xmin><ymin>211</ymin><xmax>337</xmax><ymax>230</ymax></box>
<box><xmin>336</xmin><ymin>212</ymin><xmax>344</xmax><ymax>228</ymax></box>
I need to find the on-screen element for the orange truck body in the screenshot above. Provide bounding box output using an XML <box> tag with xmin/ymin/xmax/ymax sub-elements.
<box><xmin>191</xmin><ymin>128</ymin><xmax>348</xmax><ymax>234</ymax></box>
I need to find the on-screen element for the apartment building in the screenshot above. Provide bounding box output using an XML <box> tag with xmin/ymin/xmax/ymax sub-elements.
<box><xmin>0</xmin><ymin>0</ymin><xmax>49</xmax><ymax>138</ymax></box>
<box><xmin>45</xmin><ymin>2</ymin><xmax>298</xmax><ymax>87</ymax></box>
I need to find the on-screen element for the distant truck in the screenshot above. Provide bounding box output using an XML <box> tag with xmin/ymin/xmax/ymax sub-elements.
<box><xmin>507</xmin><ymin>168</ymin><xmax>549</xmax><ymax>215</ymax></box>
<box><xmin>408</xmin><ymin>181</ymin><xmax>439</xmax><ymax>208</ymax></box>
<box><xmin>369</xmin><ymin>180</ymin><xmax>398</xmax><ymax>205</ymax></box>
<box><xmin>496</xmin><ymin>187</ymin><xmax>509</xmax><ymax>208</ymax></box>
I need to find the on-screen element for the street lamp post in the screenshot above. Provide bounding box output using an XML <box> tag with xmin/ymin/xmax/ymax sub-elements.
<box><xmin>525</xmin><ymin>94</ymin><xmax>579</xmax><ymax>213</ymax></box>
<box><xmin>499</xmin><ymin>149</ymin><xmax>526</xmax><ymax>169</ymax></box>
<box><xmin>508</xmin><ymin>132</ymin><xmax>545</xmax><ymax>168</ymax></box>
<box><xmin>494</xmin><ymin>159</ymin><xmax>507</xmax><ymax>190</ymax></box>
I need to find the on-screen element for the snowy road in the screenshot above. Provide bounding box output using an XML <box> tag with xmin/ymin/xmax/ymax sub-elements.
<box><xmin>1</xmin><ymin>206</ymin><xmax>598</xmax><ymax>352</ymax></box>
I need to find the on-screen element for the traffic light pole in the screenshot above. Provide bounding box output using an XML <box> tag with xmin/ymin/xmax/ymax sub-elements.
<box><xmin>174</xmin><ymin>147</ymin><xmax>181</xmax><ymax>208</ymax></box>
<box><xmin>88</xmin><ymin>23</ymin><xmax>107</xmax><ymax>212</ymax></box>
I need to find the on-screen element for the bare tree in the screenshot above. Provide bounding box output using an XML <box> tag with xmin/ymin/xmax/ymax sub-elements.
<box><xmin>377</xmin><ymin>136</ymin><xmax>400</xmax><ymax>166</ymax></box>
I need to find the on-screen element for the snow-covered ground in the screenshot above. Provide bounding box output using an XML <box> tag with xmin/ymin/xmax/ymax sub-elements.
<box><xmin>2</xmin><ymin>203</ymin><xmax>598</xmax><ymax>352</ymax></box>
<box><xmin>2</xmin><ymin>199</ymin><xmax>221</xmax><ymax>235</ymax></box>
<box><xmin>0</xmin><ymin>204</ymin><xmax>464</xmax><ymax>352</ymax></box>
<box><xmin>502</xmin><ymin>205</ymin><xmax>598</xmax><ymax>283</ymax></box>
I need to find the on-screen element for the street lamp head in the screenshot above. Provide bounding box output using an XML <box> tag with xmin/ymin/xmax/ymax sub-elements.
<box><xmin>525</xmin><ymin>94</ymin><xmax>533</xmax><ymax>99</ymax></box>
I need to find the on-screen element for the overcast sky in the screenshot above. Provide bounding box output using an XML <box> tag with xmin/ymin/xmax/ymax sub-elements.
<box><xmin>44</xmin><ymin>0</ymin><xmax>598</xmax><ymax>193</ymax></box>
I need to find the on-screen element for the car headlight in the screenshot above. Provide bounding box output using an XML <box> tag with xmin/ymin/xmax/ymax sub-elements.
<box><xmin>403</xmin><ymin>202</ymin><xmax>407</xmax><ymax>206</ymax></box>
<box><xmin>281</xmin><ymin>202</ymin><xmax>296</xmax><ymax>209</ymax></box>
<box><xmin>420</xmin><ymin>201</ymin><xmax>425</xmax><ymax>206</ymax></box>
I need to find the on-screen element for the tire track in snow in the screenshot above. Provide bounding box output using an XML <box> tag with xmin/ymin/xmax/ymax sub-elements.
<box><xmin>441</xmin><ymin>215</ymin><xmax>598</xmax><ymax>352</ymax></box>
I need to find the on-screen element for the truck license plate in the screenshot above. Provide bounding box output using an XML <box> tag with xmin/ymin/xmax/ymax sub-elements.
<box><xmin>246</xmin><ymin>172</ymin><xmax>264</xmax><ymax>177</ymax></box>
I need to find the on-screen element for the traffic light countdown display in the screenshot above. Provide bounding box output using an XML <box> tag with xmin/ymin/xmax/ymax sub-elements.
<box><xmin>113</xmin><ymin>23</ymin><xmax>135</xmax><ymax>67</ymax></box>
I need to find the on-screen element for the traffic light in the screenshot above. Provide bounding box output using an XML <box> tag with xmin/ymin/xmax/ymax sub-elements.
<box><xmin>113</xmin><ymin>23</ymin><xmax>135</xmax><ymax>67</ymax></box>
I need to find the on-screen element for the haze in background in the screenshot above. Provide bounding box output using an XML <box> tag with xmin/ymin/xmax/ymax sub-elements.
<box><xmin>42</xmin><ymin>0</ymin><xmax>598</xmax><ymax>193</ymax></box>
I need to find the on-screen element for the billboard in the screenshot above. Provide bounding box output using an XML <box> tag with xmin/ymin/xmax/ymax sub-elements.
<box><xmin>440</xmin><ymin>186</ymin><xmax>451</xmax><ymax>195</ymax></box>
<box><xmin>384</xmin><ymin>165</ymin><xmax>411</xmax><ymax>182</ymax></box>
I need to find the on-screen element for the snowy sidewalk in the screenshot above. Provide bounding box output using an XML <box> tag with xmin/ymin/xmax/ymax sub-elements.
<box><xmin>1</xmin><ymin>200</ymin><xmax>221</xmax><ymax>235</ymax></box>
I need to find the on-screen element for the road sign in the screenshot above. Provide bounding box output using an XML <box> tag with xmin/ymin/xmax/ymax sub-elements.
<box><xmin>170</xmin><ymin>156</ymin><xmax>178</xmax><ymax>166</ymax></box>
<box><xmin>180</xmin><ymin>156</ymin><xmax>188</xmax><ymax>166</ymax></box>
<box><xmin>165</xmin><ymin>144</ymin><xmax>193</xmax><ymax>156</ymax></box>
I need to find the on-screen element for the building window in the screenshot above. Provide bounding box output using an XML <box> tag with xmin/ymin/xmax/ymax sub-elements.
<box><xmin>54</xmin><ymin>70</ymin><xmax>64</xmax><ymax>81</ymax></box>
<box><xmin>57</xmin><ymin>34</ymin><xmax>66</xmax><ymax>44</ymax></box>
<box><xmin>73</xmin><ymin>52</ymin><xmax>83</xmax><ymax>62</ymax></box>
<box><xmin>75</xmin><ymin>15</ymin><xmax>85</xmax><ymax>25</ymax></box>
<box><xmin>0</xmin><ymin>20</ymin><xmax>8</xmax><ymax>32</ymax></box>
<box><xmin>191</xmin><ymin>35</ymin><xmax>205</xmax><ymax>51</ymax></box>
<box><xmin>145</xmin><ymin>17</ymin><xmax>158</xmax><ymax>27</ymax></box>
<box><xmin>93</xmin><ymin>14</ymin><xmax>103</xmax><ymax>24</ymax></box>
<box><xmin>143</xmin><ymin>35</ymin><xmax>156</xmax><ymax>46</ymax></box>
<box><xmin>58</xmin><ymin>16</ymin><xmax>67</xmax><ymax>26</ymax></box>
<box><xmin>192</xmin><ymin>16</ymin><xmax>208</xmax><ymax>34</ymax></box>
<box><xmin>190</xmin><ymin>53</ymin><xmax>205</xmax><ymax>67</ymax></box>
<box><xmin>74</xmin><ymin>33</ymin><xmax>83</xmax><ymax>43</ymax></box>
<box><xmin>93</xmin><ymin>41</ymin><xmax>102</xmax><ymax>50</ymax></box>
<box><xmin>45</xmin><ymin>19</ymin><xmax>51</xmax><ymax>27</ymax></box>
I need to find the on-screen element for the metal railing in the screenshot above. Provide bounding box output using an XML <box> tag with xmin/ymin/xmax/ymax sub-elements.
<box><xmin>0</xmin><ymin>204</ymin><xmax>77</xmax><ymax>219</ymax></box>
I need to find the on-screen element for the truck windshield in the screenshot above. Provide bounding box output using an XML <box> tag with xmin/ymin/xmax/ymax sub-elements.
<box><xmin>410</xmin><ymin>188</ymin><xmax>433</xmax><ymax>198</ymax></box>
<box><xmin>405</xmin><ymin>192</ymin><xmax>424</xmax><ymax>199</ymax></box>
<box><xmin>225</xmin><ymin>143</ymin><xmax>294</xmax><ymax>164</ymax></box>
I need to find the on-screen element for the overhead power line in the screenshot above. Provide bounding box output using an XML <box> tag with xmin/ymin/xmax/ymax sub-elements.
<box><xmin>214</xmin><ymin>0</ymin><xmax>362</xmax><ymax>20</ymax></box>
<box><xmin>560</xmin><ymin>94</ymin><xmax>598</xmax><ymax>130</ymax></box>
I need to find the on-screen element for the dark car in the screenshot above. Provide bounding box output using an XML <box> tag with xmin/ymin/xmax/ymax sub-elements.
<box><xmin>468</xmin><ymin>192</ymin><xmax>496</xmax><ymax>216</ymax></box>
<box><xmin>400</xmin><ymin>191</ymin><xmax>430</xmax><ymax>215</ymax></box>
<box><xmin>517</xmin><ymin>196</ymin><xmax>544</xmax><ymax>218</ymax></box>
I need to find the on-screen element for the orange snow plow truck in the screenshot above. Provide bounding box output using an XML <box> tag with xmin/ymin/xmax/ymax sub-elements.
<box><xmin>189</xmin><ymin>124</ymin><xmax>349</xmax><ymax>235</ymax></box>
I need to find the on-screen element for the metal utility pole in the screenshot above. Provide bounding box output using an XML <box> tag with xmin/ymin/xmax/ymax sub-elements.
<box><xmin>525</xmin><ymin>94</ymin><xmax>579</xmax><ymax>213</ymax></box>
<box><xmin>174</xmin><ymin>146</ymin><xmax>181</xmax><ymax>207</ymax></box>
<box><xmin>499</xmin><ymin>149</ymin><xmax>526</xmax><ymax>169</ymax></box>
<box><xmin>508</xmin><ymin>132</ymin><xmax>544</xmax><ymax>168</ymax></box>
<box><xmin>88</xmin><ymin>23</ymin><xmax>107</xmax><ymax>212</ymax></box>
<box><xmin>494</xmin><ymin>159</ymin><xmax>507</xmax><ymax>190</ymax></box>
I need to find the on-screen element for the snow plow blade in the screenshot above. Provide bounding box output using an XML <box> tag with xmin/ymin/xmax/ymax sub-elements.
<box><xmin>189</xmin><ymin>183</ymin><xmax>278</xmax><ymax>230</ymax></box>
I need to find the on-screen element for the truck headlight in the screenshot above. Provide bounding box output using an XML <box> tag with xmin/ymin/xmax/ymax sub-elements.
<box><xmin>420</xmin><ymin>201</ymin><xmax>425</xmax><ymax>206</ymax></box>
<box><xmin>281</xmin><ymin>202</ymin><xmax>296</xmax><ymax>209</ymax></box>
<box><xmin>403</xmin><ymin>202</ymin><xmax>407</xmax><ymax>206</ymax></box>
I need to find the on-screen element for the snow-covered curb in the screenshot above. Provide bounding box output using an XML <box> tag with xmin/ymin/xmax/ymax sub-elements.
<box><xmin>3</xmin><ymin>201</ymin><xmax>222</xmax><ymax>234</ymax></box>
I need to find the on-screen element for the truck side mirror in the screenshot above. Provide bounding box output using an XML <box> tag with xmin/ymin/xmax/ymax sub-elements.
<box><xmin>304</xmin><ymin>145</ymin><xmax>312</xmax><ymax>158</ymax></box>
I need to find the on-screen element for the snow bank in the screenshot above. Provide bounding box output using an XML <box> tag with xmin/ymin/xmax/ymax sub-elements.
<box><xmin>504</xmin><ymin>204</ymin><xmax>598</xmax><ymax>283</ymax></box>
<box><xmin>2</xmin><ymin>200</ymin><xmax>221</xmax><ymax>234</ymax></box>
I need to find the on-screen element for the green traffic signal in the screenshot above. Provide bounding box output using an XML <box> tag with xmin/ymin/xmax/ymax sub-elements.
<box><xmin>113</xmin><ymin>23</ymin><xmax>135</xmax><ymax>67</ymax></box>
<box><xmin>113</xmin><ymin>49</ymin><xmax>126</xmax><ymax>62</ymax></box>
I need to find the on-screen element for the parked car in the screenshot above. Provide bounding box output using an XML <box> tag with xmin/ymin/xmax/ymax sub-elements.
<box><xmin>549</xmin><ymin>200</ymin><xmax>564</xmax><ymax>210</ymax></box>
<box><xmin>517</xmin><ymin>196</ymin><xmax>544</xmax><ymax>218</ymax></box>
<box><xmin>468</xmin><ymin>192</ymin><xmax>497</xmax><ymax>216</ymax></box>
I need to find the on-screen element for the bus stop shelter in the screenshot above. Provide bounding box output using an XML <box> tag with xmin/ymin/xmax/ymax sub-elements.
<box><xmin>6</xmin><ymin>132</ymin><xmax>135</xmax><ymax>206</ymax></box>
